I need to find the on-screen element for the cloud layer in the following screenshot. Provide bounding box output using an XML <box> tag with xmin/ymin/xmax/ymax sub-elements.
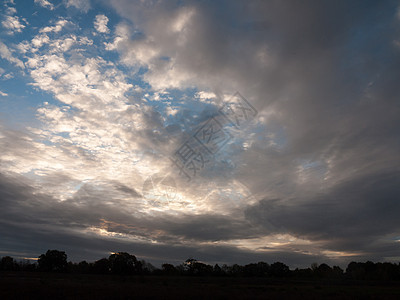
<box><xmin>0</xmin><ymin>0</ymin><xmax>399</xmax><ymax>267</ymax></box>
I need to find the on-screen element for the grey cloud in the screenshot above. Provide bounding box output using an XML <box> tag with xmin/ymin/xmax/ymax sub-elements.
<box><xmin>106</xmin><ymin>0</ymin><xmax>400</xmax><ymax>264</ymax></box>
<box><xmin>0</xmin><ymin>170</ymin><xmax>324</xmax><ymax>267</ymax></box>
<box><xmin>245</xmin><ymin>170</ymin><xmax>400</xmax><ymax>258</ymax></box>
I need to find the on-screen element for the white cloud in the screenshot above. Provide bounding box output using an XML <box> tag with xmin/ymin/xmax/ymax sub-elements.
<box><xmin>6</xmin><ymin>7</ymin><xmax>17</xmax><ymax>15</ymax></box>
<box><xmin>94</xmin><ymin>14</ymin><xmax>109</xmax><ymax>33</ymax></box>
<box><xmin>48</xmin><ymin>35</ymin><xmax>77</xmax><ymax>52</ymax></box>
<box><xmin>170</xmin><ymin>7</ymin><xmax>195</xmax><ymax>33</ymax></box>
<box><xmin>0</xmin><ymin>41</ymin><xmax>24</xmax><ymax>68</ymax></box>
<box><xmin>40</xmin><ymin>19</ymin><xmax>70</xmax><ymax>33</ymax></box>
<box><xmin>3</xmin><ymin>73</ymin><xmax>14</xmax><ymax>80</ymax></box>
<box><xmin>3</xmin><ymin>39</ymin><xmax>147</xmax><ymax>201</ymax></box>
<box><xmin>165</xmin><ymin>106</ymin><xmax>179</xmax><ymax>116</ymax></box>
<box><xmin>104</xmin><ymin>5</ymin><xmax>239</xmax><ymax>91</ymax></box>
<box><xmin>31</xmin><ymin>34</ymin><xmax>50</xmax><ymax>49</ymax></box>
<box><xmin>16</xmin><ymin>41</ymin><xmax>30</xmax><ymax>54</ymax></box>
<box><xmin>104</xmin><ymin>23</ymin><xmax>130</xmax><ymax>51</ymax></box>
<box><xmin>79</xmin><ymin>36</ymin><xmax>93</xmax><ymax>46</ymax></box>
<box><xmin>106</xmin><ymin>23</ymin><xmax>160</xmax><ymax>68</ymax></box>
<box><xmin>2</xmin><ymin>15</ymin><xmax>26</xmax><ymax>34</ymax></box>
<box><xmin>1</xmin><ymin>27</ymin><xmax>200</xmax><ymax>213</ymax></box>
<box><xmin>65</xmin><ymin>0</ymin><xmax>90</xmax><ymax>13</ymax></box>
<box><xmin>0</xmin><ymin>67</ymin><xmax>13</xmax><ymax>80</ymax></box>
<box><xmin>195</xmin><ymin>91</ymin><xmax>216</xmax><ymax>102</ymax></box>
<box><xmin>0</xmin><ymin>90</ymin><xmax>8</xmax><ymax>96</ymax></box>
<box><xmin>34</xmin><ymin>0</ymin><xmax>55</xmax><ymax>10</ymax></box>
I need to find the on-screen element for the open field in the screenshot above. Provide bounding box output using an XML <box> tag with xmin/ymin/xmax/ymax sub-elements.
<box><xmin>1</xmin><ymin>272</ymin><xmax>400</xmax><ymax>299</ymax></box>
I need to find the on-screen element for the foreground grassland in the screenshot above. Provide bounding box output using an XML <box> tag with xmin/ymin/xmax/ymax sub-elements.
<box><xmin>1</xmin><ymin>272</ymin><xmax>400</xmax><ymax>299</ymax></box>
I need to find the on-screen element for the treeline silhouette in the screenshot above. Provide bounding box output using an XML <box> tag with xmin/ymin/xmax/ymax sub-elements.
<box><xmin>1</xmin><ymin>250</ymin><xmax>400</xmax><ymax>281</ymax></box>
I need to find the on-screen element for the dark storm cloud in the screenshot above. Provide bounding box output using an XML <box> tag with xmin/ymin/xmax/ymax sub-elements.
<box><xmin>245</xmin><ymin>170</ymin><xmax>400</xmax><ymax>259</ymax></box>
<box><xmin>0</xmin><ymin>170</ymin><xmax>328</xmax><ymax>267</ymax></box>
<box><xmin>0</xmin><ymin>171</ymin><xmax>247</xmax><ymax>256</ymax></box>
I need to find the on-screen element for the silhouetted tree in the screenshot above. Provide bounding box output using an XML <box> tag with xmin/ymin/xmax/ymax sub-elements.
<box><xmin>293</xmin><ymin>267</ymin><xmax>313</xmax><ymax>278</ymax></box>
<box><xmin>141</xmin><ymin>260</ymin><xmax>156</xmax><ymax>275</ymax></box>
<box><xmin>213</xmin><ymin>264</ymin><xmax>223</xmax><ymax>276</ymax></box>
<box><xmin>181</xmin><ymin>258</ymin><xmax>213</xmax><ymax>276</ymax></box>
<box><xmin>229</xmin><ymin>264</ymin><xmax>244</xmax><ymax>276</ymax></box>
<box><xmin>69</xmin><ymin>260</ymin><xmax>91</xmax><ymax>274</ymax></box>
<box><xmin>19</xmin><ymin>260</ymin><xmax>37</xmax><ymax>272</ymax></box>
<box><xmin>38</xmin><ymin>250</ymin><xmax>68</xmax><ymax>272</ymax></box>
<box><xmin>175</xmin><ymin>263</ymin><xmax>185</xmax><ymax>275</ymax></box>
<box><xmin>332</xmin><ymin>266</ymin><xmax>344</xmax><ymax>278</ymax></box>
<box><xmin>346</xmin><ymin>262</ymin><xmax>362</xmax><ymax>279</ymax></box>
<box><xmin>191</xmin><ymin>261</ymin><xmax>213</xmax><ymax>276</ymax></box>
<box><xmin>315</xmin><ymin>263</ymin><xmax>332</xmax><ymax>277</ymax></box>
<box><xmin>311</xmin><ymin>262</ymin><xmax>319</xmax><ymax>272</ymax></box>
<box><xmin>243</xmin><ymin>262</ymin><xmax>270</xmax><ymax>277</ymax></box>
<box><xmin>108</xmin><ymin>252</ymin><xmax>142</xmax><ymax>275</ymax></box>
<box><xmin>257</xmin><ymin>262</ymin><xmax>270</xmax><ymax>276</ymax></box>
<box><xmin>221</xmin><ymin>264</ymin><xmax>230</xmax><ymax>275</ymax></box>
<box><xmin>79</xmin><ymin>261</ymin><xmax>90</xmax><ymax>273</ymax></box>
<box><xmin>183</xmin><ymin>258</ymin><xmax>197</xmax><ymax>275</ymax></box>
<box><xmin>269</xmin><ymin>262</ymin><xmax>290</xmax><ymax>277</ymax></box>
<box><xmin>92</xmin><ymin>258</ymin><xmax>110</xmax><ymax>274</ymax></box>
<box><xmin>4</xmin><ymin>248</ymin><xmax>400</xmax><ymax>281</ymax></box>
<box><xmin>376</xmin><ymin>262</ymin><xmax>399</xmax><ymax>281</ymax></box>
<box><xmin>345</xmin><ymin>261</ymin><xmax>400</xmax><ymax>281</ymax></box>
<box><xmin>162</xmin><ymin>263</ymin><xmax>178</xmax><ymax>275</ymax></box>
<box><xmin>0</xmin><ymin>256</ymin><xmax>17</xmax><ymax>271</ymax></box>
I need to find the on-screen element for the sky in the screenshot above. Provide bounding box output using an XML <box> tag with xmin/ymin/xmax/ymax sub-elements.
<box><xmin>0</xmin><ymin>0</ymin><xmax>399</xmax><ymax>268</ymax></box>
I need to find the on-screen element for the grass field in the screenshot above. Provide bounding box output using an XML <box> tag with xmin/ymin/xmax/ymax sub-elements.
<box><xmin>1</xmin><ymin>272</ymin><xmax>400</xmax><ymax>299</ymax></box>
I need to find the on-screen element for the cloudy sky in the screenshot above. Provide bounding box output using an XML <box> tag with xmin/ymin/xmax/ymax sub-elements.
<box><xmin>0</xmin><ymin>0</ymin><xmax>399</xmax><ymax>268</ymax></box>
